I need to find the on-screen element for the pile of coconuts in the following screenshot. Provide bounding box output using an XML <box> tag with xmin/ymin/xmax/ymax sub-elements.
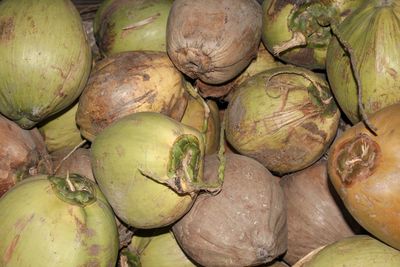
<box><xmin>1</xmin><ymin>0</ymin><xmax>400</xmax><ymax>266</ymax></box>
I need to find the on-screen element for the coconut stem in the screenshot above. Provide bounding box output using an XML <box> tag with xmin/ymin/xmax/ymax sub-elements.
<box><xmin>201</xmin><ymin>99</ymin><xmax>210</xmax><ymax>135</ymax></box>
<box><xmin>272</xmin><ymin>32</ymin><xmax>307</xmax><ymax>55</ymax></box>
<box><xmin>330</xmin><ymin>24</ymin><xmax>378</xmax><ymax>136</ymax></box>
<box><xmin>217</xmin><ymin>113</ymin><xmax>226</xmax><ymax>189</ymax></box>
<box><xmin>65</xmin><ymin>171</ymin><xmax>76</xmax><ymax>192</ymax></box>
<box><xmin>53</xmin><ymin>140</ymin><xmax>87</xmax><ymax>174</ymax></box>
<box><xmin>188</xmin><ymin>82</ymin><xmax>209</xmax><ymax>150</ymax></box>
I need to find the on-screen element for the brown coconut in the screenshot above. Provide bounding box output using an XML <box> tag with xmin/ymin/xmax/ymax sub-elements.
<box><xmin>76</xmin><ymin>51</ymin><xmax>189</xmax><ymax>141</ymax></box>
<box><xmin>280</xmin><ymin>159</ymin><xmax>361</xmax><ymax>265</ymax></box>
<box><xmin>173</xmin><ymin>153</ymin><xmax>287</xmax><ymax>267</ymax></box>
<box><xmin>0</xmin><ymin>115</ymin><xmax>51</xmax><ymax>196</ymax></box>
<box><xmin>167</xmin><ymin>0</ymin><xmax>262</xmax><ymax>84</ymax></box>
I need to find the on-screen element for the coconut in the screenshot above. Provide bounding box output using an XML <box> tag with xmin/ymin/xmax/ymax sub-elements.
<box><xmin>261</xmin><ymin>0</ymin><xmax>363</xmax><ymax>69</ymax></box>
<box><xmin>91</xmin><ymin>112</ymin><xmax>221</xmax><ymax>229</ymax></box>
<box><xmin>328</xmin><ymin>103</ymin><xmax>400</xmax><ymax>250</ymax></box>
<box><xmin>0</xmin><ymin>115</ymin><xmax>51</xmax><ymax>197</ymax></box>
<box><xmin>94</xmin><ymin>0</ymin><xmax>173</xmax><ymax>55</ymax></box>
<box><xmin>281</xmin><ymin>159</ymin><xmax>361</xmax><ymax>265</ymax></box>
<box><xmin>293</xmin><ymin>235</ymin><xmax>400</xmax><ymax>266</ymax></box>
<box><xmin>0</xmin><ymin>174</ymin><xmax>119</xmax><ymax>266</ymax></box>
<box><xmin>326</xmin><ymin>0</ymin><xmax>400</xmax><ymax>123</ymax></box>
<box><xmin>76</xmin><ymin>51</ymin><xmax>188</xmax><ymax>141</ymax></box>
<box><xmin>167</xmin><ymin>0</ymin><xmax>262</xmax><ymax>84</ymax></box>
<box><xmin>120</xmin><ymin>230</ymin><xmax>196</xmax><ymax>267</ymax></box>
<box><xmin>173</xmin><ymin>153</ymin><xmax>287</xmax><ymax>267</ymax></box>
<box><xmin>0</xmin><ymin>0</ymin><xmax>91</xmax><ymax>128</ymax></box>
<box><xmin>226</xmin><ymin>65</ymin><xmax>340</xmax><ymax>175</ymax></box>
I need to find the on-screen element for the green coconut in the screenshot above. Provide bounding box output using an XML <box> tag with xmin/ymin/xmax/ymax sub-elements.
<box><xmin>326</xmin><ymin>0</ymin><xmax>400</xmax><ymax>123</ymax></box>
<box><xmin>0</xmin><ymin>0</ymin><xmax>91</xmax><ymax>129</ymax></box>
<box><xmin>294</xmin><ymin>235</ymin><xmax>400</xmax><ymax>266</ymax></box>
<box><xmin>94</xmin><ymin>0</ymin><xmax>173</xmax><ymax>55</ymax></box>
<box><xmin>226</xmin><ymin>66</ymin><xmax>340</xmax><ymax>175</ymax></box>
<box><xmin>120</xmin><ymin>230</ymin><xmax>196</xmax><ymax>267</ymax></box>
<box><xmin>0</xmin><ymin>174</ymin><xmax>119</xmax><ymax>266</ymax></box>
<box><xmin>91</xmin><ymin>112</ymin><xmax>222</xmax><ymax>229</ymax></box>
<box><xmin>262</xmin><ymin>0</ymin><xmax>363</xmax><ymax>69</ymax></box>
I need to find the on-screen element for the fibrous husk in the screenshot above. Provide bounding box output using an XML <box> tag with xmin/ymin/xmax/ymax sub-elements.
<box><xmin>76</xmin><ymin>51</ymin><xmax>189</xmax><ymax>141</ymax></box>
<box><xmin>280</xmin><ymin>159</ymin><xmax>361</xmax><ymax>265</ymax></box>
<box><xmin>328</xmin><ymin>103</ymin><xmax>400</xmax><ymax>250</ymax></box>
<box><xmin>167</xmin><ymin>0</ymin><xmax>262</xmax><ymax>84</ymax></box>
<box><xmin>0</xmin><ymin>115</ymin><xmax>51</xmax><ymax>197</ymax></box>
<box><xmin>173</xmin><ymin>153</ymin><xmax>287</xmax><ymax>267</ymax></box>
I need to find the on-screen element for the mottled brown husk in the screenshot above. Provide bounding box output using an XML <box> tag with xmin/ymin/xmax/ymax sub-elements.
<box><xmin>76</xmin><ymin>51</ymin><xmax>188</xmax><ymax>141</ymax></box>
<box><xmin>281</xmin><ymin>159</ymin><xmax>361</xmax><ymax>265</ymax></box>
<box><xmin>0</xmin><ymin>115</ymin><xmax>51</xmax><ymax>197</ymax></box>
<box><xmin>173</xmin><ymin>154</ymin><xmax>287</xmax><ymax>267</ymax></box>
<box><xmin>167</xmin><ymin>0</ymin><xmax>262</xmax><ymax>84</ymax></box>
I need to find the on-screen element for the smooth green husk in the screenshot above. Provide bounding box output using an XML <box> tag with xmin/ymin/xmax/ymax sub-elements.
<box><xmin>91</xmin><ymin>112</ymin><xmax>220</xmax><ymax>229</ymax></box>
<box><xmin>299</xmin><ymin>235</ymin><xmax>400</xmax><ymax>266</ymax></box>
<box><xmin>121</xmin><ymin>231</ymin><xmax>196</xmax><ymax>267</ymax></box>
<box><xmin>0</xmin><ymin>174</ymin><xmax>119</xmax><ymax>266</ymax></box>
<box><xmin>326</xmin><ymin>0</ymin><xmax>400</xmax><ymax>123</ymax></box>
<box><xmin>39</xmin><ymin>101</ymin><xmax>83</xmax><ymax>153</ymax></box>
<box><xmin>0</xmin><ymin>0</ymin><xmax>91</xmax><ymax>128</ymax></box>
<box><xmin>94</xmin><ymin>0</ymin><xmax>173</xmax><ymax>55</ymax></box>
